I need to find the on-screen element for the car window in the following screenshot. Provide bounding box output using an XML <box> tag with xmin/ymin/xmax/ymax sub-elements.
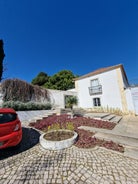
<box><xmin>0</xmin><ymin>113</ymin><xmax>17</xmax><ymax>124</ymax></box>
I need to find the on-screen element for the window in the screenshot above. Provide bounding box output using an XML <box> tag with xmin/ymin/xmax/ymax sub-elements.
<box><xmin>0</xmin><ymin>113</ymin><xmax>17</xmax><ymax>124</ymax></box>
<box><xmin>89</xmin><ymin>79</ymin><xmax>102</xmax><ymax>95</ymax></box>
<box><xmin>93</xmin><ymin>98</ymin><xmax>101</xmax><ymax>106</ymax></box>
<box><xmin>90</xmin><ymin>79</ymin><xmax>99</xmax><ymax>87</ymax></box>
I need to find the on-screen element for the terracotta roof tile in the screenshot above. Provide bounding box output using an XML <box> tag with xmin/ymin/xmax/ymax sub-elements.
<box><xmin>74</xmin><ymin>64</ymin><xmax>128</xmax><ymax>83</ymax></box>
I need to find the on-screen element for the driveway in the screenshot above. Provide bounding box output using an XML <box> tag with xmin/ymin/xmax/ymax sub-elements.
<box><xmin>0</xmin><ymin>111</ymin><xmax>138</xmax><ymax>184</ymax></box>
<box><xmin>0</xmin><ymin>125</ymin><xmax>138</xmax><ymax>184</ymax></box>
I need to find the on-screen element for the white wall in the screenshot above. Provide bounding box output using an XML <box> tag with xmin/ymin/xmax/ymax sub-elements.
<box><xmin>76</xmin><ymin>69</ymin><xmax>123</xmax><ymax>109</ymax></box>
<box><xmin>47</xmin><ymin>89</ymin><xmax>77</xmax><ymax>109</ymax></box>
<box><xmin>0</xmin><ymin>85</ymin><xmax>77</xmax><ymax>109</ymax></box>
<box><xmin>130</xmin><ymin>87</ymin><xmax>138</xmax><ymax>115</ymax></box>
<box><xmin>125</xmin><ymin>88</ymin><xmax>135</xmax><ymax>112</ymax></box>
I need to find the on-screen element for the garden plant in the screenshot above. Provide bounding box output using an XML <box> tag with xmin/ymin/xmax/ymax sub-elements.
<box><xmin>29</xmin><ymin>114</ymin><xmax>124</xmax><ymax>153</ymax></box>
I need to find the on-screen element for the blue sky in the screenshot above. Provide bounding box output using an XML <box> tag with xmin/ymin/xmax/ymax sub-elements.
<box><xmin>0</xmin><ymin>0</ymin><xmax>137</xmax><ymax>84</ymax></box>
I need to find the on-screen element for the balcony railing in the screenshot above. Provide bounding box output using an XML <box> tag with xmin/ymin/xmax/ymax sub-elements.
<box><xmin>88</xmin><ymin>85</ymin><xmax>102</xmax><ymax>95</ymax></box>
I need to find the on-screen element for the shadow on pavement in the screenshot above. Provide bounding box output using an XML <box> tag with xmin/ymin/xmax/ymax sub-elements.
<box><xmin>0</xmin><ymin>127</ymin><xmax>40</xmax><ymax>160</ymax></box>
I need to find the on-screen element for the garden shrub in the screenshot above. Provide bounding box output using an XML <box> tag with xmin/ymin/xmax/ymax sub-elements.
<box><xmin>2</xmin><ymin>101</ymin><xmax>52</xmax><ymax>111</ymax></box>
<box><xmin>47</xmin><ymin>122</ymin><xmax>74</xmax><ymax>131</ymax></box>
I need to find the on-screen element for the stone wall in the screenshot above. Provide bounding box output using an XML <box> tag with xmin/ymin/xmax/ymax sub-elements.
<box><xmin>0</xmin><ymin>85</ymin><xmax>77</xmax><ymax>109</ymax></box>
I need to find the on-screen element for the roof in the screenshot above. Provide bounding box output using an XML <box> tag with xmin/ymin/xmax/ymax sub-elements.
<box><xmin>74</xmin><ymin>64</ymin><xmax>129</xmax><ymax>83</ymax></box>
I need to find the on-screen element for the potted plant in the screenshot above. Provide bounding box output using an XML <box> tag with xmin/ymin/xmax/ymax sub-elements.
<box><xmin>65</xmin><ymin>96</ymin><xmax>78</xmax><ymax>118</ymax></box>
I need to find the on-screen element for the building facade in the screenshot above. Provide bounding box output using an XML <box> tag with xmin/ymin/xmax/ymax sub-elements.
<box><xmin>0</xmin><ymin>64</ymin><xmax>138</xmax><ymax>115</ymax></box>
<box><xmin>74</xmin><ymin>64</ymin><xmax>138</xmax><ymax>115</ymax></box>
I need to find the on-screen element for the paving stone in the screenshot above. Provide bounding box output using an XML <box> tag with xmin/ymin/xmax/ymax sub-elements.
<box><xmin>1</xmin><ymin>122</ymin><xmax>138</xmax><ymax>184</ymax></box>
<box><xmin>0</xmin><ymin>144</ymin><xmax>138</xmax><ymax>184</ymax></box>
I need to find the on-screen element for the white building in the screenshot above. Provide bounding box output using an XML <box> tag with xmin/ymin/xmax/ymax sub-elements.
<box><xmin>74</xmin><ymin>64</ymin><xmax>138</xmax><ymax>115</ymax></box>
<box><xmin>0</xmin><ymin>64</ymin><xmax>138</xmax><ymax>115</ymax></box>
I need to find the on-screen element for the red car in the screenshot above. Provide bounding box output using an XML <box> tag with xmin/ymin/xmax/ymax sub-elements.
<box><xmin>0</xmin><ymin>108</ymin><xmax>22</xmax><ymax>149</ymax></box>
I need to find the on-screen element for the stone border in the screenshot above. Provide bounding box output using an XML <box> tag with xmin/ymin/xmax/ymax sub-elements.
<box><xmin>39</xmin><ymin>129</ymin><xmax>78</xmax><ymax>150</ymax></box>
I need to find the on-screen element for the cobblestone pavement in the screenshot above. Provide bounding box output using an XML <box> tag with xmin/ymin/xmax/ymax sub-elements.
<box><xmin>1</xmin><ymin>113</ymin><xmax>138</xmax><ymax>184</ymax></box>
<box><xmin>0</xmin><ymin>143</ymin><xmax>138</xmax><ymax>184</ymax></box>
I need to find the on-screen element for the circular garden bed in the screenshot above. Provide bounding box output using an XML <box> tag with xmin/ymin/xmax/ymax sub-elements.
<box><xmin>39</xmin><ymin>129</ymin><xmax>78</xmax><ymax>150</ymax></box>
